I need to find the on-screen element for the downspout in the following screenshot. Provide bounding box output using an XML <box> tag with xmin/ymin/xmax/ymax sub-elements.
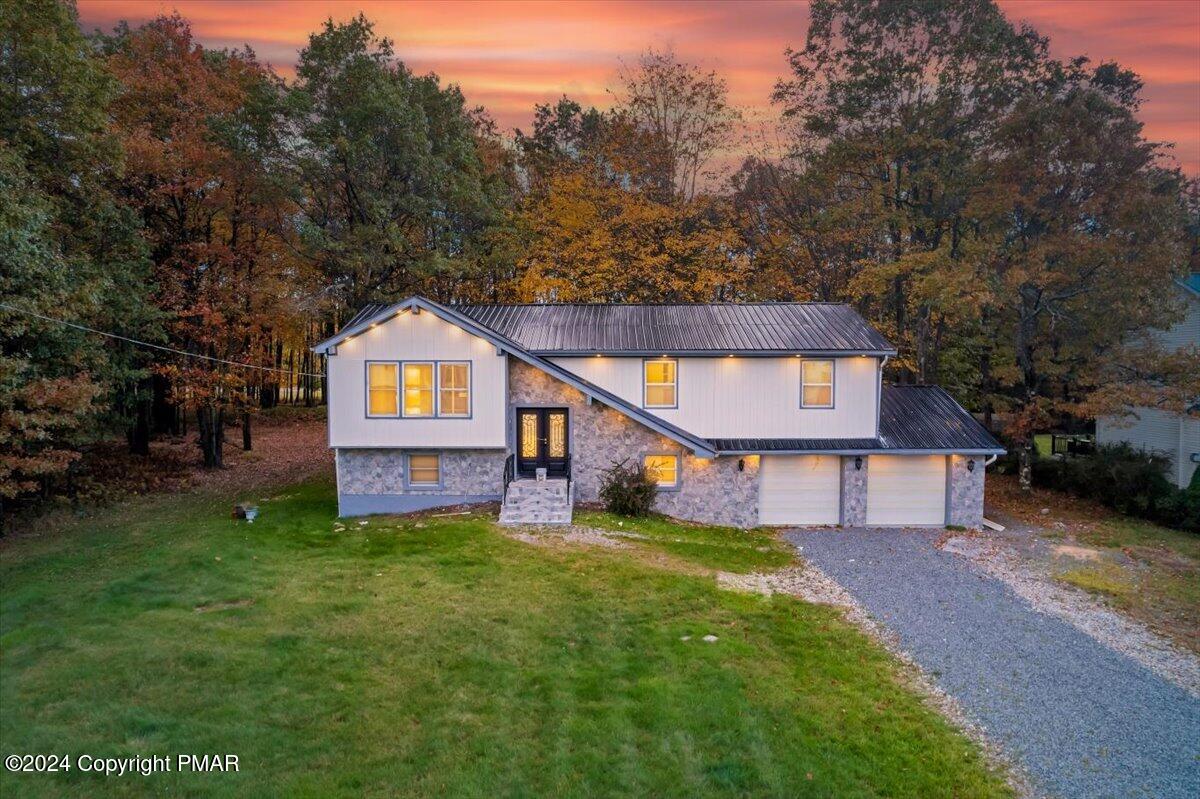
<box><xmin>875</xmin><ymin>355</ymin><xmax>890</xmax><ymax>439</ymax></box>
<box><xmin>984</xmin><ymin>454</ymin><xmax>998</xmax><ymax>467</ymax></box>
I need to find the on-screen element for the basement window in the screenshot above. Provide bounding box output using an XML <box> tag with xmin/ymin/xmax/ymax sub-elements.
<box><xmin>407</xmin><ymin>453</ymin><xmax>441</xmax><ymax>488</ymax></box>
<box><xmin>643</xmin><ymin>454</ymin><xmax>680</xmax><ymax>489</ymax></box>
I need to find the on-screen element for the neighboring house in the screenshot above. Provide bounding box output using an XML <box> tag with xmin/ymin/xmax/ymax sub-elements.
<box><xmin>312</xmin><ymin>296</ymin><xmax>1004</xmax><ymax>528</ymax></box>
<box><xmin>1096</xmin><ymin>274</ymin><xmax>1200</xmax><ymax>488</ymax></box>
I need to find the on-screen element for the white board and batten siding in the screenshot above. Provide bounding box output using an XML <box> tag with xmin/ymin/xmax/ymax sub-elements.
<box><xmin>758</xmin><ymin>455</ymin><xmax>841</xmax><ymax>525</ymax></box>
<box><xmin>552</xmin><ymin>356</ymin><xmax>880</xmax><ymax>438</ymax></box>
<box><xmin>326</xmin><ymin>310</ymin><xmax>506</xmax><ymax>448</ymax></box>
<box><xmin>866</xmin><ymin>455</ymin><xmax>947</xmax><ymax>526</ymax></box>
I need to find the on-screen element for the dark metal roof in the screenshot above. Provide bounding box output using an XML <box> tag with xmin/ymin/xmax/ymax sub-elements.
<box><xmin>453</xmin><ymin>303</ymin><xmax>895</xmax><ymax>355</ymax></box>
<box><xmin>708</xmin><ymin>386</ymin><xmax>1004</xmax><ymax>455</ymax></box>
<box><xmin>878</xmin><ymin>385</ymin><xmax>1001</xmax><ymax>451</ymax></box>
<box><xmin>343</xmin><ymin>303</ymin><xmax>387</xmax><ymax>329</ymax></box>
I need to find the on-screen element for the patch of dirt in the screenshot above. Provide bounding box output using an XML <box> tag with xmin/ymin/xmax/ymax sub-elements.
<box><xmin>194</xmin><ymin>598</ymin><xmax>255</xmax><ymax>613</ymax></box>
<box><xmin>1051</xmin><ymin>544</ymin><xmax>1103</xmax><ymax>562</ymax></box>
<box><xmin>503</xmin><ymin>524</ymin><xmax>631</xmax><ymax>549</ymax></box>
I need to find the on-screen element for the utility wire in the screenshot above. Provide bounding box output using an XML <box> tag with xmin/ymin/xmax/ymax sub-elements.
<box><xmin>0</xmin><ymin>302</ymin><xmax>324</xmax><ymax>378</ymax></box>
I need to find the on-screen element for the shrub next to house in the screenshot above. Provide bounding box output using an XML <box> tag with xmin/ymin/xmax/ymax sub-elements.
<box><xmin>1031</xmin><ymin>444</ymin><xmax>1200</xmax><ymax>532</ymax></box>
<box><xmin>599</xmin><ymin>459</ymin><xmax>659</xmax><ymax>517</ymax></box>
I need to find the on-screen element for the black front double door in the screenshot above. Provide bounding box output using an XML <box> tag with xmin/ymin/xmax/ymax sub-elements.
<box><xmin>516</xmin><ymin>408</ymin><xmax>569</xmax><ymax>477</ymax></box>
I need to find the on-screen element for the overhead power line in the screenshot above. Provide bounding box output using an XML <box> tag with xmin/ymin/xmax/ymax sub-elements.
<box><xmin>0</xmin><ymin>302</ymin><xmax>324</xmax><ymax>378</ymax></box>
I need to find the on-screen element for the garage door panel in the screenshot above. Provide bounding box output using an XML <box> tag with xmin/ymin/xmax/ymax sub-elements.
<box><xmin>759</xmin><ymin>455</ymin><xmax>840</xmax><ymax>525</ymax></box>
<box><xmin>866</xmin><ymin>455</ymin><xmax>946</xmax><ymax>526</ymax></box>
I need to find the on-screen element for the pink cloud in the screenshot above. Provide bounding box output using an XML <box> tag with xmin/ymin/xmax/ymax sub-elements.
<box><xmin>77</xmin><ymin>0</ymin><xmax>1198</xmax><ymax>174</ymax></box>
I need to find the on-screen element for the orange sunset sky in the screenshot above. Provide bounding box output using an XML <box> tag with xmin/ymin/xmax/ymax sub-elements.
<box><xmin>76</xmin><ymin>1</ymin><xmax>1200</xmax><ymax>175</ymax></box>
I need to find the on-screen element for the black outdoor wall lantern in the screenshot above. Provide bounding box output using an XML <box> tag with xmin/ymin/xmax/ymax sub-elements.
<box><xmin>854</xmin><ymin>456</ymin><xmax>863</xmax><ymax>470</ymax></box>
<box><xmin>967</xmin><ymin>459</ymin><xmax>976</xmax><ymax>472</ymax></box>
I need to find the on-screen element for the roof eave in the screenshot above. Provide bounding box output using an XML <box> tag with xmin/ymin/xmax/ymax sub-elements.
<box><xmin>318</xmin><ymin>295</ymin><xmax>717</xmax><ymax>457</ymax></box>
<box><xmin>537</xmin><ymin>349</ymin><xmax>898</xmax><ymax>358</ymax></box>
<box><xmin>713</xmin><ymin>446</ymin><xmax>1006</xmax><ymax>456</ymax></box>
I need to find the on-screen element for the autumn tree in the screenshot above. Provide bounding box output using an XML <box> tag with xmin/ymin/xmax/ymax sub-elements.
<box><xmin>613</xmin><ymin>47</ymin><xmax>741</xmax><ymax>203</ymax></box>
<box><xmin>1</xmin><ymin>0</ymin><xmax>152</xmax><ymax>503</ymax></box>
<box><xmin>771</xmin><ymin>0</ymin><xmax>1045</xmax><ymax>384</ymax></box>
<box><xmin>511</xmin><ymin>52</ymin><xmax>745</xmax><ymax>303</ymax></box>
<box><xmin>969</xmin><ymin>58</ymin><xmax>1189</xmax><ymax>486</ymax></box>
<box><xmin>106</xmin><ymin>15</ymin><xmax>306</xmax><ymax>467</ymax></box>
<box><xmin>286</xmin><ymin>15</ymin><xmax>512</xmax><ymax>310</ymax></box>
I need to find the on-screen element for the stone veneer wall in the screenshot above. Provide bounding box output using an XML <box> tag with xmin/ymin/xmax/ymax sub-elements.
<box><xmin>336</xmin><ymin>448</ymin><xmax>506</xmax><ymax>515</ymax></box>
<box><xmin>508</xmin><ymin>361</ymin><xmax>760</xmax><ymax>528</ymax></box>
<box><xmin>946</xmin><ymin>454</ymin><xmax>986</xmax><ymax>528</ymax></box>
<box><xmin>840</xmin><ymin>456</ymin><xmax>868</xmax><ymax>526</ymax></box>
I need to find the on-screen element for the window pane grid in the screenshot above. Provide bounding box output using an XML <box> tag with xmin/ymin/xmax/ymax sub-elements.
<box><xmin>367</xmin><ymin>363</ymin><xmax>398</xmax><ymax>416</ymax></box>
<box><xmin>438</xmin><ymin>363</ymin><xmax>470</xmax><ymax>416</ymax></box>
<box><xmin>408</xmin><ymin>454</ymin><xmax>440</xmax><ymax>486</ymax></box>
<box><xmin>644</xmin><ymin>454</ymin><xmax>679</xmax><ymax>487</ymax></box>
<box><xmin>403</xmin><ymin>363</ymin><xmax>434</xmax><ymax>417</ymax></box>
<box><xmin>800</xmin><ymin>360</ymin><xmax>834</xmax><ymax>408</ymax></box>
<box><xmin>644</xmin><ymin>359</ymin><xmax>677</xmax><ymax>408</ymax></box>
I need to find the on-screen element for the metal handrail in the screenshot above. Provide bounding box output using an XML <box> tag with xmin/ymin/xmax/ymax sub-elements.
<box><xmin>564</xmin><ymin>454</ymin><xmax>572</xmax><ymax>498</ymax></box>
<box><xmin>502</xmin><ymin>453</ymin><xmax>514</xmax><ymax>502</ymax></box>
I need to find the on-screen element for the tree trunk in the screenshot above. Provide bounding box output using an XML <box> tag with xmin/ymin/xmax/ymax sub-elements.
<box><xmin>1018</xmin><ymin>438</ymin><xmax>1034</xmax><ymax>492</ymax></box>
<box><xmin>128</xmin><ymin>396</ymin><xmax>151</xmax><ymax>456</ymax></box>
<box><xmin>196</xmin><ymin>405</ymin><xmax>225</xmax><ymax>468</ymax></box>
<box><xmin>242</xmin><ymin>411</ymin><xmax>252</xmax><ymax>451</ymax></box>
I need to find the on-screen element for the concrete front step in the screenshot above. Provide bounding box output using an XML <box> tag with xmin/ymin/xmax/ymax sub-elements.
<box><xmin>499</xmin><ymin>478</ymin><xmax>573</xmax><ymax>525</ymax></box>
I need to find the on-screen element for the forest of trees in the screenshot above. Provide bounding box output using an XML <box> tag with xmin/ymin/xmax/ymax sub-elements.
<box><xmin>2</xmin><ymin>0</ymin><xmax>1197</xmax><ymax>505</ymax></box>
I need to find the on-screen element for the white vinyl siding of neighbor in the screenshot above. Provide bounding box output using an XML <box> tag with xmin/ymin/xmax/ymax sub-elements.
<box><xmin>758</xmin><ymin>455</ymin><xmax>841</xmax><ymax>525</ymax></box>
<box><xmin>1097</xmin><ymin>410</ymin><xmax>1198</xmax><ymax>488</ymax></box>
<box><xmin>327</xmin><ymin>310</ymin><xmax>506</xmax><ymax>448</ymax></box>
<box><xmin>552</xmin><ymin>356</ymin><xmax>879</xmax><ymax>438</ymax></box>
<box><xmin>866</xmin><ymin>455</ymin><xmax>947</xmax><ymax>526</ymax></box>
<box><xmin>1096</xmin><ymin>287</ymin><xmax>1198</xmax><ymax>488</ymax></box>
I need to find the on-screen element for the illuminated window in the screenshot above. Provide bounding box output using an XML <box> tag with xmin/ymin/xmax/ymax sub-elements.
<box><xmin>402</xmin><ymin>362</ymin><xmax>435</xmax><ymax>417</ymax></box>
<box><xmin>643</xmin><ymin>359</ymin><xmax>677</xmax><ymax>408</ymax></box>
<box><xmin>367</xmin><ymin>362</ymin><xmax>398</xmax><ymax>416</ymax></box>
<box><xmin>801</xmin><ymin>360</ymin><xmax>834</xmax><ymax>408</ymax></box>
<box><xmin>438</xmin><ymin>362</ymin><xmax>470</xmax><ymax>417</ymax></box>
<box><xmin>643</xmin><ymin>454</ymin><xmax>679</xmax><ymax>488</ymax></box>
<box><xmin>407</xmin><ymin>453</ymin><xmax>440</xmax><ymax>487</ymax></box>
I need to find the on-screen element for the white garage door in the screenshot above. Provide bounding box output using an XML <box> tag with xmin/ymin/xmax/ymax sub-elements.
<box><xmin>759</xmin><ymin>455</ymin><xmax>841</xmax><ymax>525</ymax></box>
<box><xmin>866</xmin><ymin>455</ymin><xmax>946</xmax><ymax>526</ymax></box>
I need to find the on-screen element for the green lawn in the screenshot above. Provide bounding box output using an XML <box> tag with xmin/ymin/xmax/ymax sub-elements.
<box><xmin>2</xmin><ymin>480</ymin><xmax>1009</xmax><ymax>798</ymax></box>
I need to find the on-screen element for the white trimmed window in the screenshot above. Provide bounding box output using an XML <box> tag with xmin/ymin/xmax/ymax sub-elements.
<box><xmin>438</xmin><ymin>362</ymin><xmax>470</xmax><ymax>417</ymax></box>
<box><xmin>643</xmin><ymin>359</ymin><xmax>677</xmax><ymax>408</ymax></box>
<box><xmin>801</xmin><ymin>359</ymin><xmax>834</xmax><ymax>408</ymax></box>
<box><xmin>367</xmin><ymin>362</ymin><xmax>399</xmax><ymax>416</ymax></box>
<box><xmin>402</xmin><ymin>362</ymin><xmax>435</xmax><ymax>417</ymax></box>
<box><xmin>643</xmin><ymin>454</ymin><xmax>680</xmax><ymax>488</ymax></box>
<box><xmin>407</xmin><ymin>453</ymin><xmax>441</xmax><ymax>487</ymax></box>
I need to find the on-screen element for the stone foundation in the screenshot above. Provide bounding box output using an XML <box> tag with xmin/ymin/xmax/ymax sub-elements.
<box><xmin>508</xmin><ymin>362</ymin><xmax>760</xmax><ymax>528</ymax></box>
<box><xmin>335</xmin><ymin>448</ymin><xmax>505</xmax><ymax>516</ymax></box>
<box><xmin>947</xmin><ymin>454</ymin><xmax>986</xmax><ymax>528</ymax></box>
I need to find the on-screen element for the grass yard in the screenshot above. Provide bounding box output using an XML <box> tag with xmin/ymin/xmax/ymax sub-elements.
<box><xmin>2</xmin><ymin>479</ymin><xmax>1009</xmax><ymax>798</ymax></box>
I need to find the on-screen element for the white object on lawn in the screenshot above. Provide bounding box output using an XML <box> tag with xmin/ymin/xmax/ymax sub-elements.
<box><xmin>982</xmin><ymin>517</ymin><xmax>1006</xmax><ymax>532</ymax></box>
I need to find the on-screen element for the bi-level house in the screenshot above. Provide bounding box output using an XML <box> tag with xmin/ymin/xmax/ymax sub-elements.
<box><xmin>312</xmin><ymin>296</ymin><xmax>1003</xmax><ymax>528</ymax></box>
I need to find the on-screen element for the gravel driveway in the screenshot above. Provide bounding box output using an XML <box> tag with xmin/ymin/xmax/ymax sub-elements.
<box><xmin>785</xmin><ymin>527</ymin><xmax>1200</xmax><ymax>799</ymax></box>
